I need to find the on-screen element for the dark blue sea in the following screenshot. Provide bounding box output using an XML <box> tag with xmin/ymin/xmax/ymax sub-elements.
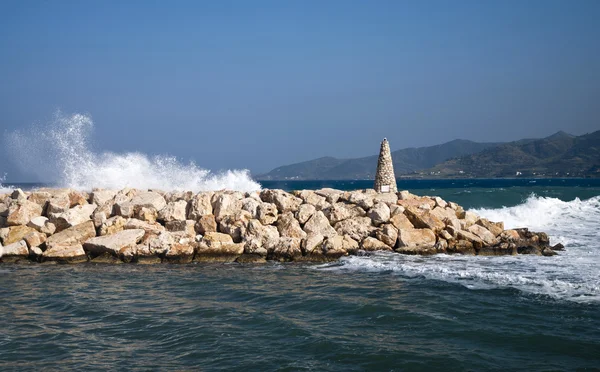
<box><xmin>1</xmin><ymin>179</ymin><xmax>599</xmax><ymax>371</ymax></box>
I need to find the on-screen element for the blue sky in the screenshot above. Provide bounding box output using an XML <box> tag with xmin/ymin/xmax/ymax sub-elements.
<box><xmin>1</xmin><ymin>0</ymin><xmax>599</xmax><ymax>181</ymax></box>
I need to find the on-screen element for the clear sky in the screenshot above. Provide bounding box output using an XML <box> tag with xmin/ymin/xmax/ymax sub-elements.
<box><xmin>1</xmin><ymin>0</ymin><xmax>599</xmax><ymax>181</ymax></box>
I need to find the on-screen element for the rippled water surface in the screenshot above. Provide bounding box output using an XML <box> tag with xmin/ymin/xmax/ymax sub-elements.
<box><xmin>2</xmin><ymin>179</ymin><xmax>599</xmax><ymax>370</ymax></box>
<box><xmin>1</xmin><ymin>263</ymin><xmax>599</xmax><ymax>371</ymax></box>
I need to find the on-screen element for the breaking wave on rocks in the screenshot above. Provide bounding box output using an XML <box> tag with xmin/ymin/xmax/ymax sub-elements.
<box><xmin>4</xmin><ymin>112</ymin><xmax>261</xmax><ymax>192</ymax></box>
<box><xmin>321</xmin><ymin>195</ymin><xmax>600</xmax><ymax>303</ymax></box>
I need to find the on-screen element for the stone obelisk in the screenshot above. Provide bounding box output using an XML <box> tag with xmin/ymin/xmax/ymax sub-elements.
<box><xmin>374</xmin><ymin>138</ymin><xmax>397</xmax><ymax>193</ymax></box>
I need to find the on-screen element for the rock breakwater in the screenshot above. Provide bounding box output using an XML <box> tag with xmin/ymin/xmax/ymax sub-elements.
<box><xmin>0</xmin><ymin>188</ymin><xmax>562</xmax><ymax>264</ymax></box>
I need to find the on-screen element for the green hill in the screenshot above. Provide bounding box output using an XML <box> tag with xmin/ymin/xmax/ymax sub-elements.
<box><xmin>258</xmin><ymin>139</ymin><xmax>500</xmax><ymax>180</ymax></box>
<box><xmin>427</xmin><ymin>131</ymin><xmax>600</xmax><ymax>178</ymax></box>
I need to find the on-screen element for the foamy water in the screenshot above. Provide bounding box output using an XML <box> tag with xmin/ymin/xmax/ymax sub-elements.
<box><xmin>322</xmin><ymin>195</ymin><xmax>600</xmax><ymax>303</ymax></box>
<box><xmin>4</xmin><ymin>112</ymin><xmax>261</xmax><ymax>192</ymax></box>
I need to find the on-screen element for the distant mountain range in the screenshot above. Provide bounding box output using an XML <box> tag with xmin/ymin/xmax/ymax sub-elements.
<box><xmin>257</xmin><ymin>130</ymin><xmax>600</xmax><ymax>180</ymax></box>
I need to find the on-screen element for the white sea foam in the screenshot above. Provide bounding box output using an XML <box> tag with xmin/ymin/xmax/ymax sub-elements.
<box><xmin>4</xmin><ymin>111</ymin><xmax>261</xmax><ymax>192</ymax></box>
<box><xmin>321</xmin><ymin>195</ymin><xmax>600</xmax><ymax>303</ymax></box>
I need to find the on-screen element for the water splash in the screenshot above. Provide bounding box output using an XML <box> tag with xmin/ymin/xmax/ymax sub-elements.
<box><xmin>4</xmin><ymin>111</ymin><xmax>261</xmax><ymax>192</ymax></box>
<box><xmin>320</xmin><ymin>195</ymin><xmax>600</xmax><ymax>303</ymax></box>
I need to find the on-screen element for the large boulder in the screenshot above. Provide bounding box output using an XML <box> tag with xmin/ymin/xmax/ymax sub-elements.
<box><xmin>42</xmin><ymin>244</ymin><xmax>88</xmax><ymax>264</ymax></box>
<box><xmin>158</xmin><ymin>200</ymin><xmax>188</xmax><ymax>222</ymax></box>
<box><xmin>115</xmin><ymin>191</ymin><xmax>166</xmax><ymax>218</ymax></box>
<box><xmin>1</xmin><ymin>240</ymin><xmax>29</xmax><ymax>262</ymax></box>
<box><xmin>212</xmin><ymin>193</ymin><xmax>243</xmax><ymax>222</ymax></box>
<box><xmin>259</xmin><ymin>189</ymin><xmax>302</xmax><ymax>213</ymax></box>
<box><xmin>404</xmin><ymin>207</ymin><xmax>445</xmax><ymax>232</ymax></box>
<box><xmin>194</xmin><ymin>214</ymin><xmax>217</xmax><ymax>235</ymax></box>
<box><xmin>27</xmin><ymin>191</ymin><xmax>52</xmax><ymax>209</ymax></box>
<box><xmin>293</xmin><ymin>190</ymin><xmax>330</xmax><ymax>210</ymax></box>
<box><xmin>242</xmin><ymin>220</ymin><xmax>279</xmax><ymax>257</ymax></box>
<box><xmin>302</xmin><ymin>233</ymin><xmax>324</xmax><ymax>255</ymax></box>
<box><xmin>219</xmin><ymin>210</ymin><xmax>252</xmax><ymax>242</ymax></box>
<box><xmin>90</xmin><ymin>189</ymin><xmax>118</xmax><ymax>206</ymax></box>
<box><xmin>163</xmin><ymin>190</ymin><xmax>194</xmax><ymax>203</ymax></box>
<box><xmin>396</xmin><ymin>228</ymin><xmax>437</xmax><ymax>254</ymax></box>
<box><xmin>447</xmin><ymin>239</ymin><xmax>476</xmax><ymax>255</ymax></box>
<box><xmin>45</xmin><ymin>221</ymin><xmax>96</xmax><ymax>250</ymax></box>
<box><xmin>187</xmin><ymin>192</ymin><xmax>214</xmax><ymax>220</ymax></box>
<box><xmin>165</xmin><ymin>220</ymin><xmax>196</xmax><ymax>238</ymax></box>
<box><xmin>123</xmin><ymin>218</ymin><xmax>165</xmax><ymax>235</ymax></box>
<box><xmin>375</xmin><ymin>224</ymin><xmax>398</xmax><ymax>247</ymax></box>
<box><xmin>397</xmin><ymin>196</ymin><xmax>436</xmax><ymax>210</ymax></box>
<box><xmin>83</xmin><ymin>229</ymin><xmax>145</xmax><ymax>256</ymax></box>
<box><xmin>324</xmin><ymin>202</ymin><xmax>365</xmax><ymax>225</ymax></box>
<box><xmin>296</xmin><ymin>204</ymin><xmax>316</xmax><ymax>225</ymax></box>
<box><xmin>339</xmin><ymin>191</ymin><xmax>375</xmax><ymax>210</ymax></box>
<box><xmin>50</xmin><ymin>203</ymin><xmax>97</xmax><ymax>232</ymax></box>
<box><xmin>390</xmin><ymin>213</ymin><xmax>414</xmax><ymax>231</ymax></box>
<box><xmin>6</xmin><ymin>200</ymin><xmax>43</xmax><ymax>226</ymax></box>
<box><xmin>133</xmin><ymin>206</ymin><xmax>158</xmax><ymax>223</ymax></box>
<box><xmin>314</xmin><ymin>188</ymin><xmax>343</xmax><ymax>204</ymax></box>
<box><xmin>304</xmin><ymin>211</ymin><xmax>337</xmax><ymax>238</ymax></box>
<box><xmin>334</xmin><ymin>216</ymin><xmax>374</xmax><ymax>242</ymax></box>
<box><xmin>23</xmin><ymin>230</ymin><xmax>47</xmax><ymax>249</ymax></box>
<box><xmin>240</xmin><ymin>197</ymin><xmax>261</xmax><ymax>218</ymax></box>
<box><xmin>467</xmin><ymin>224</ymin><xmax>497</xmax><ymax>245</ymax></box>
<box><xmin>256</xmin><ymin>203</ymin><xmax>278</xmax><ymax>225</ymax></box>
<box><xmin>367</xmin><ymin>202</ymin><xmax>391</xmax><ymax>226</ymax></box>
<box><xmin>321</xmin><ymin>235</ymin><xmax>348</xmax><ymax>259</ymax></box>
<box><xmin>361</xmin><ymin>237</ymin><xmax>392</xmax><ymax>251</ymax></box>
<box><xmin>475</xmin><ymin>218</ymin><xmax>504</xmax><ymax>237</ymax></box>
<box><xmin>129</xmin><ymin>191</ymin><xmax>167</xmax><ymax>211</ymax></box>
<box><xmin>27</xmin><ymin>216</ymin><xmax>56</xmax><ymax>236</ymax></box>
<box><xmin>2</xmin><ymin>225</ymin><xmax>38</xmax><ymax>245</ymax></box>
<box><xmin>269</xmin><ymin>237</ymin><xmax>302</xmax><ymax>261</ymax></box>
<box><xmin>195</xmin><ymin>232</ymin><xmax>244</xmax><ymax>262</ymax></box>
<box><xmin>456</xmin><ymin>229</ymin><xmax>484</xmax><ymax>249</ymax></box>
<box><xmin>99</xmin><ymin>216</ymin><xmax>127</xmax><ymax>236</ymax></box>
<box><xmin>374</xmin><ymin>192</ymin><xmax>399</xmax><ymax>205</ymax></box>
<box><xmin>276</xmin><ymin>212</ymin><xmax>306</xmax><ymax>239</ymax></box>
<box><xmin>164</xmin><ymin>240</ymin><xmax>195</xmax><ymax>264</ymax></box>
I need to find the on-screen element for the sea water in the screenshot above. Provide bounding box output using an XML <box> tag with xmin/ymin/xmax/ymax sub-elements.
<box><xmin>1</xmin><ymin>113</ymin><xmax>599</xmax><ymax>370</ymax></box>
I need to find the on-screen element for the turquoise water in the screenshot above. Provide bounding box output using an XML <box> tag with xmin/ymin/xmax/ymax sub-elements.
<box><xmin>1</xmin><ymin>179</ymin><xmax>599</xmax><ymax>370</ymax></box>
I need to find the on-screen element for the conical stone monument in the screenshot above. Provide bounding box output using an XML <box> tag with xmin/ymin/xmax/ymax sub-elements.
<box><xmin>374</xmin><ymin>138</ymin><xmax>397</xmax><ymax>193</ymax></box>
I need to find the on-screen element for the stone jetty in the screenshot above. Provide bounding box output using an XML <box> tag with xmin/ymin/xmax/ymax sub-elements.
<box><xmin>0</xmin><ymin>187</ymin><xmax>562</xmax><ymax>264</ymax></box>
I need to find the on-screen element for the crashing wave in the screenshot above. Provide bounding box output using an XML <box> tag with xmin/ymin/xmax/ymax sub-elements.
<box><xmin>321</xmin><ymin>195</ymin><xmax>600</xmax><ymax>303</ymax></box>
<box><xmin>4</xmin><ymin>111</ymin><xmax>261</xmax><ymax>192</ymax></box>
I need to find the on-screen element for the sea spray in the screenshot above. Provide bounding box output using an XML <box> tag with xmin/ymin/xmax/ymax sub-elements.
<box><xmin>323</xmin><ymin>195</ymin><xmax>600</xmax><ymax>303</ymax></box>
<box><xmin>4</xmin><ymin>111</ymin><xmax>261</xmax><ymax>192</ymax></box>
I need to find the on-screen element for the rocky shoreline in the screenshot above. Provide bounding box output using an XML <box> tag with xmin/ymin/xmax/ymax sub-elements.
<box><xmin>0</xmin><ymin>187</ymin><xmax>563</xmax><ymax>264</ymax></box>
